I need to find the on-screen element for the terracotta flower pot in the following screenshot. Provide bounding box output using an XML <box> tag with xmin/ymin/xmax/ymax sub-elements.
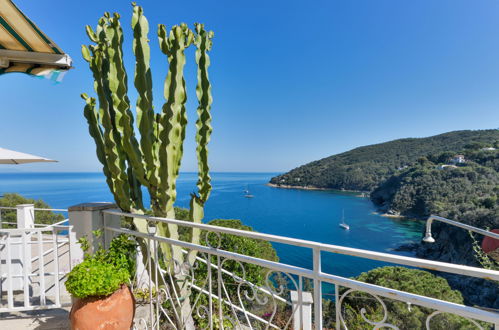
<box><xmin>69</xmin><ymin>284</ymin><xmax>135</xmax><ymax>330</ymax></box>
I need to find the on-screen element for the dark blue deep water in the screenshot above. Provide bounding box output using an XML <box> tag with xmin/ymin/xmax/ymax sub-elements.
<box><xmin>0</xmin><ymin>172</ymin><xmax>424</xmax><ymax>280</ymax></box>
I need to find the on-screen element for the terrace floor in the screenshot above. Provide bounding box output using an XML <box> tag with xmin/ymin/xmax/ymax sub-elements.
<box><xmin>0</xmin><ymin>307</ymin><xmax>69</xmax><ymax>329</ymax></box>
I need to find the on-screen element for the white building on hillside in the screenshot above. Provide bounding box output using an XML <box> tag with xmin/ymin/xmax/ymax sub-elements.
<box><xmin>449</xmin><ymin>154</ymin><xmax>466</xmax><ymax>164</ymax></box>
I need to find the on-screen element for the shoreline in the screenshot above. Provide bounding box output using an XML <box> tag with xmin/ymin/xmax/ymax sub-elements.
<box><xmin>266</xmin><ymin>183</ymin><xmax>368</xmax><ymax>196</ymax></box>
<box><xmin>380</xmin><ymin>213</ymin><xmax>407</xmax><ymax>219</ymax></box>
<box><xmin>373</xmin><ymin>211</ymin><xmax>423</xmax><ymax>221</ymax></box>
<box><xmin>266</xmin><ymin>183</ymin><xmax>330</xmax><ymax>191</ymax></box>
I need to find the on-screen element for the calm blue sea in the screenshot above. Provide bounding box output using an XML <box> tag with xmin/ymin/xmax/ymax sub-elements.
<box><xmin>0</xmin><ymin>172</ymin><xmax>424</xmax><ymax>280</ymax></box>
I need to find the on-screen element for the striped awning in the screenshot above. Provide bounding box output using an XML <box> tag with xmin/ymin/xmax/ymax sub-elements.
<box><xmin>0</xmin><ymin>0</ymin><xmax>71</xmax><ymax>81</ymax></box>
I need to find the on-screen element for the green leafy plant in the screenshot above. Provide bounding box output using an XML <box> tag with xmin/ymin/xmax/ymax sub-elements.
<box><xmin>65</xmin><ymin>233</ymin><xmax>137</xmax><ymax>299</ymax></box>
<box><xmin>133</xmin><ymin>287</ymin><xmax>159</xmax><ymax>303</ymax></box>
<box><xmin>65</xmin><ymin>258</ymin><xmax>130</xmax><ymax>299</ymax></box>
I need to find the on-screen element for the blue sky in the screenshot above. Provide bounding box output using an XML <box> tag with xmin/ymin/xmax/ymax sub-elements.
<box><xmin>1</xmin><ymin>0</ymin><xmax>499</xmax><ymax>173</ymax></box>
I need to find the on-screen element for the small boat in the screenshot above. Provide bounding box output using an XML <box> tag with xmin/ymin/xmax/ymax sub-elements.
<box><xmin>339</xmin><ymin>210</ymin><xmax>349</xmax><ymax>230</ymax></box>
<box><xmin>339</xmin><ymin>222</ymin><xmax>349</xmax><ymax>230</ymax></box>
<box><xmin>244</xmin><ymin>185</ymin><xmax>254</xmax><ymax>198</ymax></box>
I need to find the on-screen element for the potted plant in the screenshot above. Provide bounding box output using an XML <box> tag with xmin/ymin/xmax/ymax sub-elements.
<box><xmin>65</xmin><ymin>232</ymin><xmax>137</xmax><ymax>329</ymax></box>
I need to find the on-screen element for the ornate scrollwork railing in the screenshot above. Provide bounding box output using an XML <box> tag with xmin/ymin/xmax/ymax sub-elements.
<box><xmin>338</xmin><ymin>288</ymin><xmax>398</xmax><ymax>330</ymax></box>
<box><xmin>101</xmin><ymin>210</ymin><xmax>499</xmax><ymax>330</ymax></box>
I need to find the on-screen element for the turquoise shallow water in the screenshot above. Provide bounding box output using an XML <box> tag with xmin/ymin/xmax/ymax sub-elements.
<box><xmin>0</xmin><ymin>172</ymin><xmax>424</xmax><ymax>279</ymax></box>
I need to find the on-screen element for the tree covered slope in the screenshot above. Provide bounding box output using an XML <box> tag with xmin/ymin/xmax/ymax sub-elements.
<box><xmin>371</xmin><ymin>151</ymin><xmax>499</xmax><ymax>226</ymax></box>
<box><xmin>270</xmin><ymin>129</ymin><xmax>499</xmax><ymax>191</ymax></box>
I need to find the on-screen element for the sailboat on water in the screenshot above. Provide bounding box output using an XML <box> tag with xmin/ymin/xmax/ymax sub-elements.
<box><xmin>339</xmin><ymin>210</ymin><xmax>350</xmax><ymax>230</ymax></box>
<box><xmin>244</xmin><ymin>185</ymin><xmax>254</xmax><ymax>198</ymax></box>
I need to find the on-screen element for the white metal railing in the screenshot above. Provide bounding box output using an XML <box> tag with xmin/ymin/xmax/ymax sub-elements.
<box><xmin>0</xmin><ymin>205</ymin><xmax>72</xmax><ymax>313</ymax></box>
<box><xmin>423</xmin><ymin>215</ymin><xmax>499</xmax><ymax>243</ymax></box>
<box><xmin>102</xmin><ymin>209</ymin><xmax>499</xmax><ymax>330</ymax></box>
<box><xmin>0</xmin><ymin>206</ymin><xmax>68</xmax><ymax>229</ymax></box>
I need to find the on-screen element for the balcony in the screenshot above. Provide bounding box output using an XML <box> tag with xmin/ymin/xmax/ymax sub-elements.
<box><xmin>1</xmin><ymin>202</ymin><xmax>498</xmax><ymax>329</ymax></box>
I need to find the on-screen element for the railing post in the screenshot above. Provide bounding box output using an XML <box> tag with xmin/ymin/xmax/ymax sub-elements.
<box><xmin>335</xmin><ymin>285</ymin><xmax>341</xmax><ymax>330</ymax></box>
<box><xmin>102</xmin><ymin>208</ymin><xmax>122</xmax><ymax>249</ymax></box>
<box><xmin>16</xmin><ymin>204</ymin><xmax>33</xmax><ymax>294</ymax></box>
<box><xmin>313</xmin><ymin>248</ymin><xmax>323</xmax><ymax>329</ymax></box>
<box><xmin>291</xmin><ymin>290</ymin><xmax>313</xmax><ymax>330</ymax></box>
<box><xmin>68</xmin><ymin>203</ymin><xmax>117</xmax><ymax>267</ymax></box>
<box><xmin>16</xmin><ymin>204</ymin><xmax>34</xmax><ymax>229</ymax></box>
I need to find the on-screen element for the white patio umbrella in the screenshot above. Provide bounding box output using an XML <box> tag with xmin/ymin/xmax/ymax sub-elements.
<box><xmin>0</xmin><ymin>147</ymin><xmax>56</xmax><ymax>164</ymax></box>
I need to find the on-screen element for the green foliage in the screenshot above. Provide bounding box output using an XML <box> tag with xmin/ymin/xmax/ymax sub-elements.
<box><xmin>107</xmin><ymin>234</ymin><xmax>138</xmax><ymax>276</ymax></box>
<box><xmin>270</xmin><ymin>129</ymin><xmax>499</xmax><ymax>191</ymax></box>
<box><xmin>355</xmin><ymin>267</ymin><xmax>463</xmax><ymax>301</ymax></box>
<box><xmin>65</xmin><ymin>258</ymin><xmax>130</xmax><ymax>299</ymax></box>
<box><xmin>342</xmin><ymin>267</ymin><xmax>483</xmax><ymax>329</ymax></box>
<box><xmin>202</xmin><ymin>219</ymin><xmax>279</xmax><ymax>285</ymax></box>
<box><xmin>77</xmin><ymin>235</ymin><xmax>90</xmax><ymax>255</ymax></box>
<box><xmin>0</xmin><ymin>193</ymin><xmax>64</xmax><ymax>226</ymax></box>
<box><xmin>371</xmin><ymin>151</ymin><xmax>499</xmax><ymax>227</ymax></box>
<box><xmin>65</xmin><ymin>234</ymin><xmax>137</xmax><ymax>299</ymax></box>
<box><xmin>133</xmin><ymin>287</ymin><xmax>159</xmax><ymax>303</ymax></box>
<box><xmin>194</xmin><ymin>307</ymin><xmax>234</xmax><ymax>330</ymax></box>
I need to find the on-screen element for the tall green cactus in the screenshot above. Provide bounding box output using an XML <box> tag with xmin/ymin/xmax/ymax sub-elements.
<box><xmin>81</xmin><ymin>5</ymin><xmax>213</xmax><ymax>324</ymax></box>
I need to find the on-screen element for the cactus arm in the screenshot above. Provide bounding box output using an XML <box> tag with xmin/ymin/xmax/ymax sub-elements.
<box><xmin>157</xmin><ymin>24</ymin><xmax>184</xmax><ymax>215</ymax></box>
<box><xmin>187</xmin><ymin>24</ymin><xmax>214</xmax><ymax>265</ymax></box>
<box><xmin>83</xmin><ymin>18</ymin><xmax>132</xmax><ymax>212</ymax></box>
<box><xmin>157</xmin><ymin>24</ymin><xmax>194</xmax><ymax>213</ymax></box>
<box><xmin>187</xmin><ymin>195</ymin><xmax>205</xmax><ymax>265</ymax></box>
<box><xmin>157</xmin><ymin>24</ymin><xmax>193</xmax><ymax>213</ymax></box>
<box><xmin>194</xmin><ymin>23</ymin><xmax>214</xmax><ymax>202</ymax></box>
<box><xmin>82</xmin><ymin>93</ymin><xmax>121</xmax><ymax>206</ymax></box>
<box><xmin>105</xmin><ymin>13</ymin><xmax>147</xmax><ymax>198</ymax></box>
<box><xmin>131</xmin><ymin>4</ymin><xmax>158</xmax><ymax>192</ymax></box>
<box><xmin>157</xmin><ymin>23</ymin><xmax>193</xmax><ymax>262</ymax></box>
<box><xmin>127</xmin><ymin>166</ymin><xmax>144</xmax><ymax>210</ymax></box>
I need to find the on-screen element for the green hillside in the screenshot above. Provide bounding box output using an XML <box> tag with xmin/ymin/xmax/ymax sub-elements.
<box><xmin>270</xmin><ymin>129</ymin><xmax>499</xmax><ymax>191</ymax></box>
<box><xmin>371</xmin><ymin>151</ymin><xmax>499</xmax><ymax>225</ymax></box>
